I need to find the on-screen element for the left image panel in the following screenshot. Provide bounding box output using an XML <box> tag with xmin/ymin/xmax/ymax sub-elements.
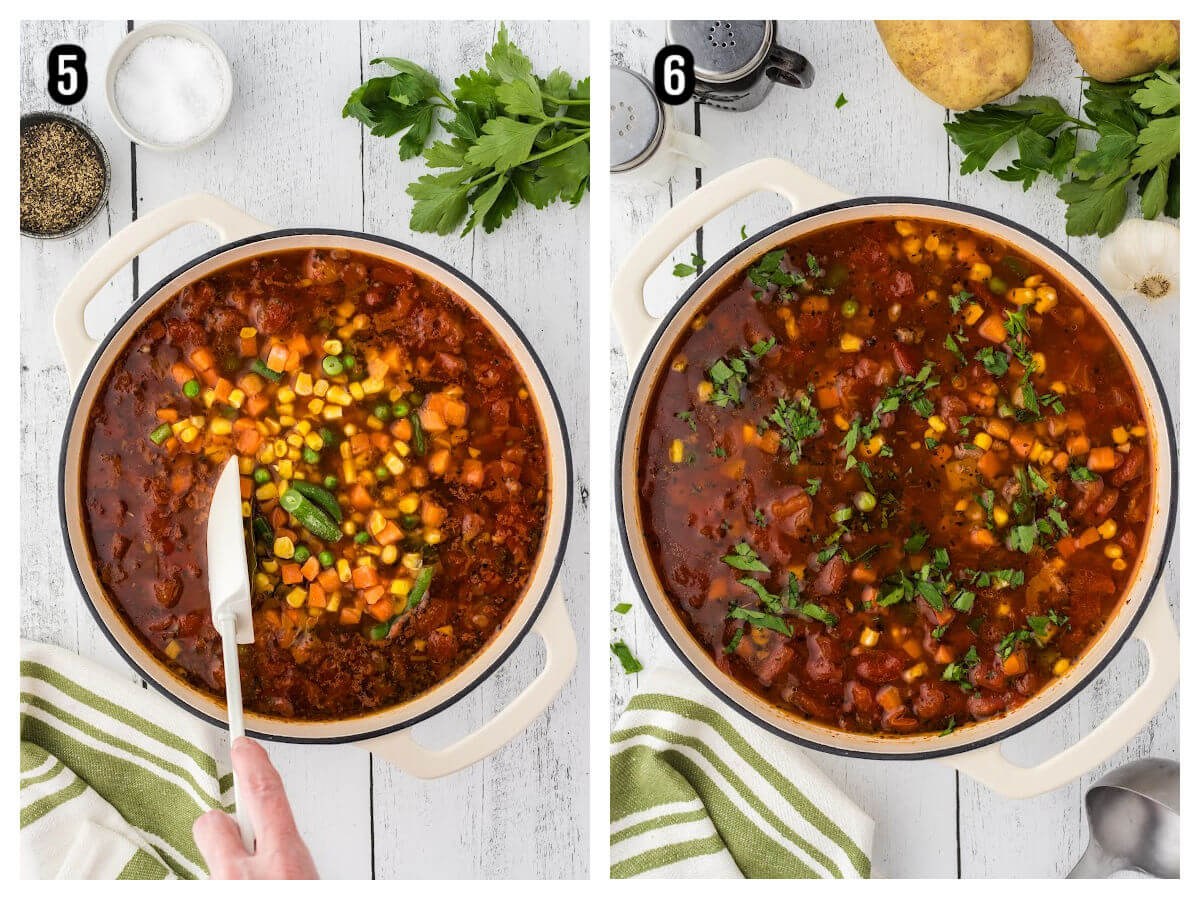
<box><xmin>20</xmin><ymin>19</ymin><xmax>589</xmax><ymax>879</ymax></box>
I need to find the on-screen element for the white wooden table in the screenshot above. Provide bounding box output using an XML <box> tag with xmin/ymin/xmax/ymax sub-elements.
<box><xmin>21</xmin><ymin>19</ymin><xmax>589</xmax><ymax>879</ymax></box>
<box><xmin>609</xmin><ymin>20</ymin><xmax>1178</xmax><ymax>878</ymax></box>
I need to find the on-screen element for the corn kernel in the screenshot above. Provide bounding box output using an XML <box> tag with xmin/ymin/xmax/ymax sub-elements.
<box><xmin>669</xmin><ymin>439</ymin><xmax>684</xmax><ymax>463</ymax></box>
<box><xmin>697</xmin><ymin>381</ymin><xmax>714</xmax><ymax>403</ymax></box>
<box><xmin>349</xmin><ymin>381</ymin><xmax>365</xmax><ymax>401</ymax></box>
<box><xmin>381</xmin><ymin>545</ymin><xmax>398</xmax><ymax>565</ymax></box>
<box><xmin>1034</xmin><ymin>286</ymin><xmax>1058</xmax><ymax>314</ymax></box>
<box><xmin>227</xmin><ymin>388</ymin><xmax>245</xmax><ymax>409</ymax></box>
<box><xmin>336</xmin><ymin>559</ymin><xmax>351</xmax><ymax>582</ymax></box>
<box><xmin>295</xmin><ymin>373</ymin><xmax>313</xmax><ymax>395</ymax></box>
<box><xmin>1112</xmin><ymin>559</ymin><xmax>1128</xmax><ymax>571</ymax></box>
<box><xmin>324</xmin><ymin>405</ymin><xmax>343</xmax><ymax>420</ymax></box>
<box><xmin>307</xmin><ymin>398</ymin><xmax>325</xmax><ymax>415</ymax></box>
<box><xmin>393</xmin><ymin>439</ymin><xmax>411</xmax><ymax>457</ymax></box>
<box><xmin>398</xmin><ymin>492</ymin><xmax>420</xmax><ymax>515</ymax></box>
<box><xmin>424</xmin><ymin>528</ymin><xmax>443</xmax><ymax>545</ymax></box>
<box><xmin>390</xmin><ymin>577</ymin><xmax>413</xmax><ymax>597</ymax></box>
<box><xmin>383</xmin><ymin>453</ymin><xmax>405</xmax><ymax>475</ymax></box>
<box><xmin>993</xmin><ymin>507</ymin><xmax>1010</xmax><ymax>527</ymax></box>
<box><xmin>963</xmin><ymin>303</ymin><xmax>984</xmax><ymax>326</ymax></box>
<box><xmin>894</xmin><ymin>220</ymin><xmax>915</xmax><ymax>237</ymax></box>
<box><xmin>210</xmin><ymin>418</ymin><xmax>233</xmax><ymax>436</ymax></box>
<box><xmin>304</xmin><ymin>432</ymin><xmax>323</xmax><ymax>451</ymax></box>
<box><xmin>402</xmin><ymin>552</ymin><xmax>423</xmax><ymax>571</ymax></box>
<box><xmin>273</xmin><ymin>536</ymin><xmax>295</xmax><ymax>559</ymax></box>
<box><xmin>254</xmin><ymin>572</ymin><xmax>272</xmax><ymax>592</ymax></box>
<box><xmin>973</xmin><ymin>432</ymin><xmax>993</xmax><ymax>450</ymax></box>
<box><xmin>1053</xmin><ymin>657</ymin><xmax>1071</xmax><ymax>676</ymax></box>
<box><xmin>839</xmin><ymin>333</ymin><xmax>863</xmax><ymax>353</ymax></box>
<box><xmin>1050</xmin><ymin>381</ymin><xmax>1067</xmax><ymax>394</ymax></box>
<box><xmin>927</xmin><ymin>415</ymin><xmax>947</xmax><ymax>433</ymax></box>
<box><xmin>903</xmin><ymin>663</ymin><xmax>928</xmax><ymax>683</ymax></box>
<box><xmin>1130</xmin><ymin>425</ymin><xmax>1147</xmax><ymax>438</ymax></box>
<box><xmin>323</xmin><ymin>339</ymin><xmax>343</xmax><ymax>355</ymax></box>
<box><xmin>997</xmin><ymin>602</ymin><xmax>1011</xmax><ymax>617</ymax></box>
<box><xmin>314</xmin><ymin>379</ymin><xmax>330</xmax><ymax>398</ymax></box>
<box><xmin>1112</xmin><ymin>426</ymin><xmax>1129</xmax><ymax>444</ymax></box>
<box><xmin>1103</xmin><ymin>544</ymin><xmax>1123</xmax><ymax>560</ymax></box>
<box><xmin>861</xmin><ymin>435</ymin><xmax>885</xmax><ymax>458</ymax></box>
<box><xmin>285</xmin><ymin>587</ymin><xmax>307</xmax><ymax>608</ymax></box>
<box><xmin>277</xmin><ymin>459</ymin><xmax>293</xmax><ymax>479</ymax></box>
<box><xmin>1097</xmin><ymin>519</ymin><xmax>1117</xmax><ymax>540</ymax></box>
<box><xmin>260</xmin><ymin>559</ymin><xmax>279</xmax><ymax>574</ymax></box>
<box><xmin>970</xmin><ymin>262</ymin><xmax>991</xmax><ymax>281</ymax></box>
<box><xmin>859</xmin><ymin>627</ymin><xmax>880</xmax><ymax>648</ymax></box>
<box><xmin>179</xmin><ymin>426</ymin><xmax>199</xmax><ymax>443</ymax></box>
<box><xmin>1031</xmin><ymin>352</ymin><xmax>1046</xmax><ymax>374</ymax></box>
<box><xmin>671</xmin><ymin>354</ymin><xmax>687</xmax><ymax>372</ymax></box>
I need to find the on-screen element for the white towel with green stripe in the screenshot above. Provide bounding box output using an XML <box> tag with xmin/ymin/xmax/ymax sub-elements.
<box><xmin>20</xmin><ymin>639</ymin><xmax>234</xmax><ymax>879</ymax></box>
<box><xmin>610</xmin><ymin>668</ymin><xmax>873</xmax><ymax>879</ymax></box>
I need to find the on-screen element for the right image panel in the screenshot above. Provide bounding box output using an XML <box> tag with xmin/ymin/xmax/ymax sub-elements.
<box><xmin>609</xmin><ymin>19</ymin><xmax>1179</xmax><ymax>879</ymax></box>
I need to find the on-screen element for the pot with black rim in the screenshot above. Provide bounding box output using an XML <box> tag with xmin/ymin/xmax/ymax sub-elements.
<box><xmin>55</xmin><ymin>193</ymin><xmax>575</xmax><ymax>777</ymax></box>
<box><xmin>612</xmin><ymin>158</ymin><xmax>1177</xmax><ymax>798</ymax></box>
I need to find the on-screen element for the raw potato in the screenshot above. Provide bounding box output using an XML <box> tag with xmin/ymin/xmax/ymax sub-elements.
<box><xmin>875</xmin><ymin>21</ymin><xmax>1033</xmax><ymax>111</ymax></box>
<box><xmin>1054</xmin><ymin>21</ymin><xmax>1180</xmax><ymax>83</ymax></box>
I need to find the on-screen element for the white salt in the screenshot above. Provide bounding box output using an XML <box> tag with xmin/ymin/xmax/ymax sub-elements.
<box><xmin>114</xmin><ymin>35</ymin><xmax>226</xmax><ymax>146</ymax></box>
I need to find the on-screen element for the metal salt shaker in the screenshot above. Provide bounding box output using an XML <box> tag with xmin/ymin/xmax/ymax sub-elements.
<box><xmin>665</xmin><ymin>20</ymin><xmax>813</xmax><ymax>111</ymax></box>
<box><xmin>611</xmin><ymin>65</ymin><xmax>711</xmax><ymax>184</ymax></box>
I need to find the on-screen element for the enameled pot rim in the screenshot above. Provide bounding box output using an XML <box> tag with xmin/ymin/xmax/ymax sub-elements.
<box><xmin>615</xmin><ymin>195</ymin><xmax>1177</xmax><ymax>761</ymax></box>
<box><xmin>59</xmin><ymin>227</ymin><xmax>573</xmax><ymax>743</ymax></box>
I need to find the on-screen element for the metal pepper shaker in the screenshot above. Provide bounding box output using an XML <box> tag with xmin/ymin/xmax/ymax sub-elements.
<box><xmin>665</xmin><ymin>20</ymin><xmax>813</xmax><ymax>111</ymax></box>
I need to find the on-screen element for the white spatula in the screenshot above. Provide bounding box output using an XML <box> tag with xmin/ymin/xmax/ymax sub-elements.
<box><xmin>206</xmin><ymin>455</ymin><xmax>256</xmax><ymax>851</ymax></box>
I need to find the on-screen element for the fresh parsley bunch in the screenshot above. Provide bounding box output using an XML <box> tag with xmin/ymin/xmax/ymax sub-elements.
<box><xmin>343</xmin><ymin>25</ymin><xmax>590</xmax><ymax>236</ymax></box>
<box><xmin>945</xmin><ymin>66</ymin><xmax>1179</xmax><ymax>236</ymax></box>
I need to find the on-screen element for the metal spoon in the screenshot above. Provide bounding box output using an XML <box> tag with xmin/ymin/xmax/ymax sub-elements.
<box><xmin>1067</xmin><ymin>757</ymin><xmax>1179</xmax><ymax>878</ymax></box>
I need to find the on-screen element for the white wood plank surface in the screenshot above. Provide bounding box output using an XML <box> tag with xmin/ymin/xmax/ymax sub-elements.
<box><xmin>609</xmin><ymin>19</ymin><xmax>1178</xmax><ymax>878</ymax></box>
<box><xmin>21</xmin><ymin>19</ymin><xmax>588</xmax><ymax>880</ymax></box>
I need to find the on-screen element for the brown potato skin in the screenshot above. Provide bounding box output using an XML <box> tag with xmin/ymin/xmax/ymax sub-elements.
<box><xmin>1055</xmin><ymin>20</ymin><xmax>1180</xmax><ymax>82</ymax></box>
<box><xmin>875</xmin><ymin>21</ymin><xmax>1033</xmax><ymax>111</ymax></box>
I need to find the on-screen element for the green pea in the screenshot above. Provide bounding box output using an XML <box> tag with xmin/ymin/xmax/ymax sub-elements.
<box><xmin>375</xmin><ymin>466</ymin><xmax>389</xmax><ymax>480</ymax></box>
<box><xmin>342</xmin><ymin>354</ymin><xmax>356</xmax><ymax>370</ymax></box>
<box><xmin>323</xmin><ymin>475</ymin><xmax>339</xmax><ymax>489</ymax></box>
<box><xmin>303</xmin><ymin>447</ymin><xmax>320</xmax><ymax>464</ymax></box>
<box><xmin>392</xmin><ymin>401</ymin><xmax>410</xmax><ymax>418</ymax></box>
<box><xmin>988</xmin><ymin>276</ymin><xmax>1008</xmax><ymax>296</ymax></box>
<box><xmin>319</xmin><ymin>428</ymin><xmax>335</xmax><ymax>447</ymax></box>
<box><xmin>854</xmin><ymin>491</ymin><xmax>877</xmax><ymax>512</ymax></box>
<box><xmin>840</xmin><ymin>299</ymin><xmax>859</xmax><ymax>319</ymax></box>
<box><xmin>373</xmin><ymin>404</ymin><xmax>392</xmax><ymax>422</ymax></box>
<box><xmin>253</xmin><ymin>467</ymin><xmax>271</xmax><ymax>484</ymax></box>
<box><xmin>322</xmin><ymin>355</ymin><xmax>344</xmax><ymax>376</ymax></box>
<box><xmin>402</xmin><ymin>514</ymin><xmax>420</xmax><ymax>530</ymax></box>
<box><xmin>293</xmin><ymin>546</ymin><xmax>311</xmax><ymax>563</ymax></box>
<box><xmin>318</xmin><ymin>551</ymin><xmax>335</xmax><ymax>568</ymax></box>
<box><xmin>183</xmin><ymin>379</ymin><xmax>200</xmax><ymax>398</ymax></box>
<box><xmin>354</xmin><ymin>530</ymin><xmax>370</xmax><ymax>545</ymax></box>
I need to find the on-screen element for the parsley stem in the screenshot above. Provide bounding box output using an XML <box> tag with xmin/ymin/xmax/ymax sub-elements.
<box><xmin>542</xmin><ymin>116</ymin><xmax>591</xmax><ymax>127</ymax></box>
<box><xmin>542</xmin><ymin>94</ymin><xmax>590</xmax><ymax>106</ymax></box>
<box><xmin>459</xmin><ymin>129</ymin><xmax>592</xmax><ymax>190</ymax></box>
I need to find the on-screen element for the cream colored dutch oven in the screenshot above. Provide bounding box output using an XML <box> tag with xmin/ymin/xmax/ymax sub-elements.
<box><xmin>613</xmin><ymin>158</ymin><xmax>1178</xmax><ymax>798</ymax></box>
<box><xmin>55</xmin><ymin>193</ymin><xmax>576</xmax><ymax>778</ymax></box>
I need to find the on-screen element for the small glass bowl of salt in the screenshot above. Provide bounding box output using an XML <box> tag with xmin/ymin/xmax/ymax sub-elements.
<box><xmin>105</xmin><ymin>22</ymin><xmax>233</xmax><ymax>151</ymax></box>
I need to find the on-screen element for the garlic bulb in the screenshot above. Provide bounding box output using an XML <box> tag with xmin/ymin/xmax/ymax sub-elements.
<box><xmin>1097</xmin><ymin>218</ymin><xmax>1179</xmax><ymax>302</ymax></box>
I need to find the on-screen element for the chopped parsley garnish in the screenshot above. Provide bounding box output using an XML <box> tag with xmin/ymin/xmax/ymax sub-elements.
<box><xmin>673</xmin><ymin>252</ymin><xmax>706</xmax><ymax>277</ymax></box>
<box><xmin>769</xmin><ymin>393</ymin><xmax>822</xmax><ymax>463</ymax></box>
<box><xmin>799</xmin><ymin>603</ymin><xmax>838</xmax><ymax>627</ymax></box>
<box><xmin>939</xmin><ymin>716</ymin><xmax>957</xmax><ymax>736</ymax></box>
<box><xmin>1069</xmin><ymin>464</ymin><xmax>1099</xmax><ymax>482</ymax></box>
<box><xmin>738</xmin><ymin>576</ymin><xmax>781</xmax><ymax>611</ymax></box>
<box><xmin>611</xmin><ymin>641</ymin><xmax>643</xmax><ymax>674</ymax></box>
<box><xmin>805</xmin><ymin>477</ymin><xmax>822</xmax><ymax>496</ymax></box>
<box><xmin>945</xmin><ymin>332</ymin><xmax>967</xmax><ymax>365</ymax></box>
<box><xmin>835</xmin><ymin>92</ymin><xmax>848</xmax><ymax>109</ymax></box>
<box><xmin>966</xmin><ymin>568</ymin><xmax>1025</xmax><ymax>588</ymax></box>
<box><xmin>941</xmin><ymin>645</ymin><xmax>980</xmax><ymax>690</ymax></box>
<box><xmin>753</xmin><ymin>508</ymin><xmax>768</xmax><ymax>528</ymax></box>
<box><xmin>903</xmin><ymin>529</ymin><xmax>929</xmax><ymax>553</ymax></box>
<box><xmin>675</xmin><ymin>410</ymin><xmax>697</xmax><ymax>431</ymax></box>
<box><xmin>614</xmin><ymin>602</ymin><xmax>631</xmax><ymax>614</ymax></box>
<box><xmin>724</xmin><ymin>627</ymin><xmax>744</xmax><ymax>655</ymax></box>
<box><xmin>747</xmin><ymin>248</ymin><xmax>810</xmax><ymax>294</ymax></box>
<box><xmin>975</xmin><ymin>346</ymin><xmax>1010</xmax><ymax>377</ymax></box>
<box><xmin>727</xmin><ymin>605</ymin><xmax>792</xmax><ymax>636</ymax></box>
<box><xmin>721</xmin><ymin>542</ymin><xmax>770</xmax><ymax>573</ymax></box>
<box><xmin>948</xmin><ymin>290</ymin><xmax>973</xmax><ymax>313</ymax></box>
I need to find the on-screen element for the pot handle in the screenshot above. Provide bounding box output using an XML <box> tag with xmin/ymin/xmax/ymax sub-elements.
<box><xmin>54</xmin><ymin>193</ymin><xmax>270</xmax><ymax>385</ymax></box>
<box><xmin>945</xmin><ymin>589</ymin><xmax>1178</xmax><ymax>799</ymax></box>
<box><xmin>360</xmin><ymin>585</ymin><xmax>576</xmax><ymax>779</ymax></box>
<box><xmin>611</xmin><ymin>157</ymin><xmax>849</xmax><ymax>370</ymax></box>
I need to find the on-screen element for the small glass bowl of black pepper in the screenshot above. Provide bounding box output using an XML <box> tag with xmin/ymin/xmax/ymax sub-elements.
<box><xmin>20</xmin><ymin>111</ymin><xmax>111</xmax><ymax>239</ymax></box>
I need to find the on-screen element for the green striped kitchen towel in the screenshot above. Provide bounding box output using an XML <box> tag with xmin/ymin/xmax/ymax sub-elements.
<box><xmin>611</xmin><ymin>668</ymin><xmax>873</xmax><ymax>879</ymax></box>
<box><xmin>20</xmin><ymin>639</ymin><xmax>235</xmax><ymax>879</ymax></box>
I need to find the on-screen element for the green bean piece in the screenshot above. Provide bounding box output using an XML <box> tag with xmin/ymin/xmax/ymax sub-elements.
<box><xmin>407</xmin><ymin>567</ymin><xmax>434</xmax><ymax>610</ymax></box>
<box><xmin>149</xmin><ymin>424</ymin><xmax>171</xmax><ymax>445</ymax></box>
<box><xmin>409</xmin><ymin>413</ymin><xmax>427</xmax><ymax>456</ymax></box>
<box><xmin>292</xmin><ymin>480</ymin><xmax>343</xmax><ymax>522</ymax></box>
<box><xmin>252</xmin><ymin>516</ymin><xmax>274</xmax><ymax>545</ymax></box>
<box><xmin>279</xmin><ymin>489</ymin><xmax>341</xmax><ymax>541</ymax></box>
<box><xmin>323</xmin><ymin>475</ymin><xmax>339</xmax><ymax>490</ymax></box>
<box><xmin>251</xmin><ymin>359</ymin><xmax>283</xmax><ymax>381</ymax></box>
<box><xmin>354</xmin><ymin>531</ymin><xmax>370</xmax><ymax>545</ymax></box>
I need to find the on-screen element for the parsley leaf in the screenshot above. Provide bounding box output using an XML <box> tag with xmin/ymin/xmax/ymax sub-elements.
<box><xmin>610</xmin><ymin>641</ymin><xmax>643</xmax><ymax>674</ymax></box>
<box><xmin>721</xmin><ymin>542</ymin><xmax>770</xmax><ymax>573</ymax></box>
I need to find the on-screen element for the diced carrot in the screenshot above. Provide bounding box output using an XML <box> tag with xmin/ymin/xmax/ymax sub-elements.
<box><xmin>850</xmin><ymin>562</ymin><xmax>877</xmax><ymax>583</ymax></box>
<box><xmin>366</xmin><ymin>597</ymin><xmax>392</xmax><ymax>621</ymax></box>
<box><xmin>371</xmin><ymin>433</ymin><xmax>391</xmax><ymax>452</ymax></box>
<box><xmin>443</xmin><ymin>399</ymin><xmax>468</xmax><ymax>427</ymax></box>
<box><xmin>339</xmin><ymin>605</ymin><xmax>362</xmax><ymax>626</ymax></box>
<box><xmin>1002</xmin><ymin>650</ymin><xmax>1028</xmax><ymax>677</ymax></box>
<box><xmin>276</xmin><ymin>527</ymin><xmax>297</xmax><ymax>542</ymax></box>
<box><xmin>934</xmin><ymin>644</ymin><xmax>956</xmax><ymax>664</ymax></box>
<box><xmin>266</xmin><ymin>344</ymin><xmax>289</xmax><ymax>372</ymax></box>
<box><xmin>1009</xmin><ymin>430</ymin><xmax>1035</xmax><ymax>460</ymax></box>
<box><xmin>391</xmin><ymin>418</ymin><xmax>413</xmax><ymax>441</ymax></box>
<box><xmin>281</xmin><ymin>563</ymin><xmax>303</xmax><ymax>585</ymax></box>
<box><xmin>156</xmin><ymin>408</ymin><xmax>178</xmax><ymax>422</ymax></box>
<box><xmin>241</xmin><ymin>334</ymin><xmax>257</xmax><ymax>356</ymax></box>
<box><xmin>236</xmin><ymin>428</ymin><xmax>263</xmax><ymax>455</ymax></box>
<box><xmin>239</xmin><ymin>477</ymin><xmax>252</xmax><ymax>499</ymax></box>
<box><xmin>288</xmin><ymin>333</ymin><xmax>309</xmax><ymax>356</ymax></box>
<box><xmin>969</xmin><ymin>527</ymin><xmax>995</xmax><ymax>548</ymax></box>
<box><xmin>350</xmin><ymin>484</ymin><xmax>373</xmax><ymax>511</ymax></box>
<box><xmin>428</xmin><ymin>448</ymin><xmax>451</xmax><ymax>475</ymax></box>
<box><xmin>419</xmin><ymin>403</ymin><xmax>447</xmax><ymax>432</ymax></box>
<box><xmin>1088</xmin><ymin>446</ymin><xmax>1117</xmax><ymax>472</ymax></box>
<box><xmin>933</xmin><ymin>444</ymin><xmax>953</xmax><ymax>465</ymax></box>
<box><xmin>352</xmin><ymin>565</ymin><xmax>380</xmax><ymax>588</ymax></box>
<box><xmin>285</xmin><ymin>350</ymin><xmax>300</xmax><ymax>371</ymax></box>
<box><xmin>363</xmin><ymin>585</ymin><xmax>387</xmax><ymax>606</ymax></box>
<box><xmin>815</xmin><ymin>386</ymin><xmax>840</xmax><ymax>410</ymax></box>
<box><xmin>317</xmin><ymin>569</ymin><xmax>341</xmax><ymax>592</ymax></box>
<box><xmin>190</xmin><ymin>347</ymin><xmax>214</xmax><ymax>371</ymax></box>
<box><xmin>1067</xmin><ymin>434</ymin><xmax>1090</xmax><ymax>457</ymax></box>
<box><xmin>171</xmin><ymin>362</ymin><xmax>195</xmax><ymax>385</ymax></box>
<box><xmin>307</xmin><ymin>583</ymin><xmax>326</xmax><ymax>608</ymax></box>
<box><xmin>1076</xmin><ymin>527</ymin><xmax>1101</xmax><ymax>549</ymax></box>
<box><xmin>877</xmin><ymin>685</ymin><xmax>902</xmax><ymax>710</ymax></box>
<box><xmin>978</xmin><ymin>314</ymin><xmax>1008</xmax><ymax>343</ymax></box>
<box><xmin>977</xmin><ymin>450</ymin><xmax>1004</xmax><ymax>479</ymax></box>
<box><xmin>459</xmin><ymin>458</ymin><xmax>484</xmax><ymax>487</ymax></box>
<box><xmin>1056</xmin><ymin>536</ymin><xmax>1077</xmax><ymax>558</ymax></box>
<box><xmin>300</xmin><ymin>556</ymin><xmax>320</xmax><ymax>581</ymax></box>
<box><xmin>375</xmin><ymin>521</ymin><xmax>402</xmax><ymax>546</ymax></box>
<box><xmin>350</xmin><ymin>433</ymin><xmax>371</xmax><ymax>455</ymax></box>
<box><xmin>200</xmin><ymin>367</ymin><xmax>220</xmax><ymax>387</ymax></box>
<box><xmin>381</xmin><ymin>347</ymin><xmax>403</xmax><ymax>371</ymax></box>
<box><xmin>214</xmin><ymin>378</ymin><xmax>233</xmax><ymax>403</ymax></box>
<box><xmin>245</xmin><ymin>395</ymin><xmax>271</xmax><ymax>417</ymax></box>
<box><xmin>262</xmin><ymin>609</ymin><xmax>282</xmax><ymax>629</ymax></box>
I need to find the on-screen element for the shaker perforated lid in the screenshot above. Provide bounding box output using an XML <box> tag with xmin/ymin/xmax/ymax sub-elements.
<box><xmin>610</xmin><ymin>66</ymin><xmax>664</xmax><ymax>173</ymax></box>
<box><xmin>666</xmin><ymin>20</ymin><xmax>773</xmax><ymax>84</ymax></box>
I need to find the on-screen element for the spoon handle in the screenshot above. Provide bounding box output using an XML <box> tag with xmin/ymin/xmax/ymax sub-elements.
<box><xmin>217</xmin><ymin>611</ymin><xmax>256</xmax><ymax>853</ymax></box>
<box><xmin>1067</xmin><ymin>838</ymin><xmax>1122</xmax><ymax>878</ymax></box>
